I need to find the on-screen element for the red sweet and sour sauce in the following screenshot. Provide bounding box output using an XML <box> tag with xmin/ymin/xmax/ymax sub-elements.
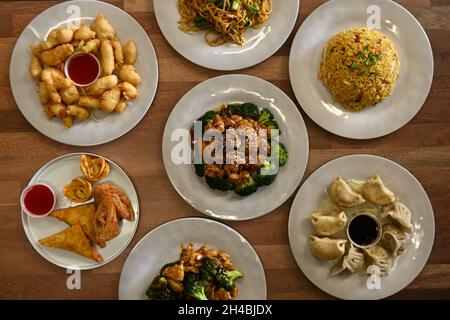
<box><xmin>67</xmin><ymin>53</ymin><xmax>100</xmax><ymax>86</ymax></box>
<box><xmin>23</xmin><ymin>184</ymin><xmax>55</xmax><ymax>216</ymax></box>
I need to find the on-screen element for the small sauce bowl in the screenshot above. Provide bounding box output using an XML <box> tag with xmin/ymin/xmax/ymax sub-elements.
<box><xmin>20</xmin><ymin>183</ymin><xmax>56</xmax><ymax>218</ymax></box>
<box><xmin>347</xmin><ymin>213</ymin><xmax>382</xmax><ymax>249</ymax></box>
<box><xmin>64</xmin><ymin>52</ymin><xmax>101</xmax><ymax>87</ymax></box>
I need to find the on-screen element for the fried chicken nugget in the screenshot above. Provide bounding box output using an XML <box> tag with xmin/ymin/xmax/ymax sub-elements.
<box><xmin>81</xmin><ymin>39</ymin><xmax>101</xmax><ymax>54</ymax></box>
<box><xmin>39</xmin><ymin>224</ymin><xmax>103</xmax><ymax>262</ymax></box>
<box><xmin>100</xmin><ymin>40</ymin><xmax>114</xmax><ymax>76</ymax></box>
<box><xmin>40</xmin><ymin>44</ymin><xmax>74</xmax><ymax>66</ymax></box>
<box><xmin>119</xmin><ymin>65</ymin><xmax>141</xmax><ymax>85</ymax></box>
<box><xmin>111</xmin><ymin>40</ymin><xmax>124</xmax><ymax>66</ymax></box>
<box><xmin>39</xmin><ymin>82</ymin><xmax>50</xmax><ymax>105</ymax></box>
<box><xmin>42</xmin><ymin>28</ymin><xmax>74</xmax><ymax>50</ymax></box>
<box><xmin>92</xmin><ymin>13</ymin><xmax>116</xmax><ymax>41</ymax></box>
<box><xmin>41</xmin><ymin>67</ymin><xmax>65</xmax><ymax>103</ymax></box>
<box><xmin>45</xmin><ymin>101</ymin><xmax>66</xmax><ymax>119</ymax></box>
<box><xmin>74</xmin><ymin>24</ymin><xmax>96</xmax><ymax>41</ymax></box>
<box><xmin>114</xmin><ymin>98</ymin><xmax>127</xmax><ymax>113</ymax></box>
<box><xmin>78</xmin><ymin>96</ymin><xmax>101</xmax><ymax>109</ymax></box>
<box><xmin>62</xmin><ymin>115</ymin><xmax>74</xmax><ymax>129</ymax></box>
<box><xmin>60</xmin><ymin>85</ymin><xmax>80</xmax><ymax>105</ymax></box>
<box><xmin>123</xmin><ymin>40</ymin><xmax>137</xmax><ymax>64</ymax></box>
<box><xmin>118</xmin><ymin>81</ymin><xmax>138</xmax><ymax>100</ymax></box>
<box><xmin>100</xmin><ymin>87</ymin><xmax>121</xmax><ymax>112</ymax></box>
<box><xmin>29</xmin><ymin>56</ymin><xmax>43</xmax><ymax>79</ymax></box>
<box><xmin>67</xmin><ymin>105</ymin><xmax>90</xmax><ymax>120</ymax></box>
<box><xmin>86</xmin><ymin>75</ymin><xmax>118</xmax><ymax>97</ymax></box>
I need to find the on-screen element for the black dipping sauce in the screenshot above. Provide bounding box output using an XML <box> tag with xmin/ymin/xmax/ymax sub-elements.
<box><xmin>348</xmin><ymin>215</ymin><xmax>380</xmax><ymax>246</ymax></box>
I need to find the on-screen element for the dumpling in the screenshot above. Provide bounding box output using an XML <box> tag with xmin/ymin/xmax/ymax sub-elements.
<box><xmin>310</xmin><ymin>235</ymin><xmax>347</xmax><ymax>260</ymax></box>
<box><xmin>382</xmin><ymin>202</ymin><xmax>414</xmax><ymax>234</ymax></box>
<box><xmin>363</xmin><ymin>245</ymin><xmax>392</xmax><ymax>275</ymax></box>
<box><xmin>330</xmin><ymin>245</ymin><xmax>365</xmax><ymax>276</ymax></box>
<box><xmin>362</xmin><ymin>175</ymin><xmax>395</xmax><ymax>205</ymax></box>
<box><xmin>311</xmin><ymin>211</ymin><xmax>347</xmax><ymax>236</ymax></box>
<box><xmin>383</xmin><ymin>224</ymin><xmax>407</xmax><ymax>256</ymax></box>
<box><xmin>330</xmin><ymin>177</ymin><xmax>365</xmax><ymax>207</ymax></box>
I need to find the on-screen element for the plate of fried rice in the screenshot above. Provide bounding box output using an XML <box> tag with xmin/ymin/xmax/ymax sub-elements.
<box><xmin>289</xmin><ymin>0</ymin><xmax>433</xmax><ymax>139</ymax></box>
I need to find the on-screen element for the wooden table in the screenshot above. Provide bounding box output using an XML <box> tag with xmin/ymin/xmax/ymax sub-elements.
<box><xmin>0</xmin><ymin>0</ymin><xmax>449</xmax><ymax>300</ymax></box>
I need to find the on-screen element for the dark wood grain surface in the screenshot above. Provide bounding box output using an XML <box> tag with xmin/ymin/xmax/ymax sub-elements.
<box><xmin>0</xmin><ymin>0</ymin><xmax>449</xmax><ymax>300</ymax></box>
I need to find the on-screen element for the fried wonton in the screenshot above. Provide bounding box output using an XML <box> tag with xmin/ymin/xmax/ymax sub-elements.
<box><xmin>49</xmin><ymin>203</ymin><xmax>106</xmax><ymax>248</ymax></box>
<box><xmin>94</xmin><ymin>197</ymin><xmax>120</xmax><ymax>243</ymax></box>
<box><xmin>39</xmin><ymin>224</ymin><xmax>102</xmax><ymax>262</ymax></box>
<box><xmin>94</xmin><ymin>183</ymin><xmax>135</xmax><ymax>221</ymax></box>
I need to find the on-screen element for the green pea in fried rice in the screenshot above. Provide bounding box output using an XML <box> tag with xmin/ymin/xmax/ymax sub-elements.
<box><xmin>318</xmin><ymin>27</ymin><xmax>400</xmax><ymax>111</ymax></box>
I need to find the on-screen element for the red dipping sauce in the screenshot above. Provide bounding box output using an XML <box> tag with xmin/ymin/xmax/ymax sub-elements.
<box><xmin>21</xmin><ymin>184</ymin><xmax>55</xmax><ymax>217</ymax></box>
<box><xmin>65</xmin><ymin>52</ymin><xmax>100</xmax><ymax>86</ymax></box>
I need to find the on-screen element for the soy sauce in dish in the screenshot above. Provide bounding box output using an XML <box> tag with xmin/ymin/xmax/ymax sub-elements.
<box><xmin>23</xmin><ymin>184</ymin><xmax>55</xmax><ymax>215</ymax></box>
<box><xmin>348</xmin><ymin>214</ymin><xmax>380</xmax><ymax>247</ymax></box>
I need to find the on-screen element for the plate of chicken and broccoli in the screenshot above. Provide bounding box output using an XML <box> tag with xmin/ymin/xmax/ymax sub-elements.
<box><xmin>162</xmin><ymin>75</ymin><xmax>309</xmax><ymax>220</ymax></box>
<box><xmin>118</xmin><ymin>217</ymin><xmax>266</xmax><ymax>300</ymax></box>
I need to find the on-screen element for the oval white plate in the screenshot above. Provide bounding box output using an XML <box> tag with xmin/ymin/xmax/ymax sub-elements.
<box><xmin>288</xmin><ymin>154</ymin><xmax>435</xmax><ymax>299</ymax></box>
<box><xmin>154</xmin><ymin>0</ymin><xmax>299</xmax><ymax>70</ymax></box>
<box><xmin>10</xmin><ymin>0</ymin><xmax>158</xmax><ymax>146</ymax></box>
<box><xmin>289</xmin><ymin>0</ymin><xmax>433</xmax><ymax>139</ymax></box>
<box><xmin>22</xmin><ymin>152</ymin><xmax>139</xmax><ymax>270</ymax></box>
<box><xmin>162</xmin><ymin>74</ymin><xmax>309</xmax><ymax>220</ymax></box>
<box><xmin>119</xmin><ymin>217</ymin><xmax>266</xmax><ymax>300</ymax></box>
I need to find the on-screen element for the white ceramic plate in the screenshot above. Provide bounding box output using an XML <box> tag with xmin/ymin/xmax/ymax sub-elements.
<box><xmin>154</xmin><ymin>0</ymin><xmax>299</xmax><ymax>70</ymax></box>
<box><xmin>289</xmin><ymin>0</ymin><xmax>433</xmax><ymax>139</ymax></box>
<box><xmin>22</xmin><ymin>152</ymin><xmax>139</xmax><ymax>270</ymax></box>
<box><xmin>288</xmin><ymin>154</ymin><xmax>435</xmax><ymax>299</ymax></box>
<box><xmin>162</xmin><ymin>74</ymin><xmax>309</xmax><ymax>220</ymax></box>
<box><xmin>10</xmin><ymin>0</ymin><xmax>158</xmax><ymax>146</ymax></box>
<box><xmin>119</xmin><ymin>217</ymin><xmax>266</xmax><ymax>300</ymax></box>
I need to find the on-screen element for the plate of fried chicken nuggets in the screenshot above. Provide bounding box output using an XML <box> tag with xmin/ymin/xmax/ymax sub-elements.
<box><xmin>11</xmin><ymin>0</ymin><xmax>158</xmax><ymax>146</ymax></box>
<box><xmin>22</xmin><ymin>152</ymin><xmax>139</xmax><ymax>269</ymax></box>
<box><xmin>29</xmin><ymin>13</ymin><xmax>140</xmax><ymax>128</ymax></box>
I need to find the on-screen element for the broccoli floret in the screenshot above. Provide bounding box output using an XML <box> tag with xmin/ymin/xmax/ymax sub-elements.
<box><xmin>257</xmin><ymin>108</ymin><xmax>279</xmax><ymax>131</ymax></box>
<box><xmin>223</xmin><ymin>103</ymin><xmax>241</xmax><ymax>116</ymax></box>
<box><xmin>200</xmin><ymin>258</ymin><xmax>219</xmax><ymax>282</ymax></box>
<box><xmin>198</xmin><ymin>111</ymin><xmax>217</xmax><ymax>127</ymax></box>
<box><xmin>194</xmin><ymin>164</ymin><xmax>205</xmax><ymax>177</ymax></box>
<box><xmin>234</xmin><ymin>176</ymin><xmax>258</xmax><ymax>196</ymax></box>
<box><xmin>146</xmin><ymin>287</ymin><xmax>180</xmax><ymax>300</ymax></box>
<box><xmin>205</xmin><ymin>176</ymin><xmax>234</xmax><ymax>191</ymax></box>
<box><xmin>150</xmin><ymin>276</ymin><xmax>168</xmax><ymax>290</ymax></box>
<box><xmin>239</xmin><ymin>102</ymin><xmax>259</xmax><ymax>119</ymax></box>
<box><xmin>216</xmin><ymin>269</ymin><xmax>244</xmax><ymax>292</ymax></box>
<box><xmin>146</xmin><ymin>276</ymin><xmax>180</xmax><ymax>300</ymax></box>
<box><xmin>257</xmin><ymin>108</ymin><xmax>274</xmax><ymax>125</ymax></box>
<box><xmin>255</xmin><ymin>162</ymin><xmax>278</xmax><ymax>186</ymax></box>
<box><xmin>224</xmin><ymin>103</ymin><xmax>259</xmax><ymax>119</ymax></box>
<box><xmin>277</xmin><ymin>143</ymin><xmax>288</xmax><ymax>167</ymax></box>
<box><xmin>183</xmin><ymin>273</ymin><xmax>208</xmax><ymax>300</ymax></box>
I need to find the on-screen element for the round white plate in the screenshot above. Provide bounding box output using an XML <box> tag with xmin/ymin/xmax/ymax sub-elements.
<box><xmin>288</xmin><ymin>154</ymin><xmax>435</xmax><ymax>300</ymax></box>
<box><xmin>119</xmin><ymin>217</ymin><xmax>266</xmax><ymax>300</ymax></box>
<box><xmin>289</xmin><ymin>0</ymin><xmax>433</xmax><ymax>139</ymax></box>
<box><xmin>22</xmin><ymin>152</ymin><xmax>140</xmax><ymax>270</ymax></box>
<box><xmin>10</xmin><ymin>0</ymin><xmax>158</xmax><ymax>146</ymax></box>
<box><xmin>154</xmin><ymin>0</ymin><xmax>299</xmax><ymax>70</ymax></box>
<box><xmin>162</xmin><ymin>74</ymin><xmax>309</xmax><ymax>220</ymax></box>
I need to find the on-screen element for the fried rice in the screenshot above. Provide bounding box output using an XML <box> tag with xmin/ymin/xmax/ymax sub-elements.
<box><xmin>318</xmin><ymin>27</ymin><xmax>400</xmax><ymax>111</ymax></box>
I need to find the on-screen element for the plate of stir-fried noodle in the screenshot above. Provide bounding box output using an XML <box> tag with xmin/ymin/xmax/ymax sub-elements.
<box><xmin>154</xmin><ymin>0</ymin><xmax>299</xmax><ymax>70</ymax></box>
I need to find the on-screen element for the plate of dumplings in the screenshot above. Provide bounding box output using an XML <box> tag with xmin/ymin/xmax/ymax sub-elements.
<box><xmin>288</xmin><ymin>154</ymin><xmax>434</xmax><ymax>299</ymax></box>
